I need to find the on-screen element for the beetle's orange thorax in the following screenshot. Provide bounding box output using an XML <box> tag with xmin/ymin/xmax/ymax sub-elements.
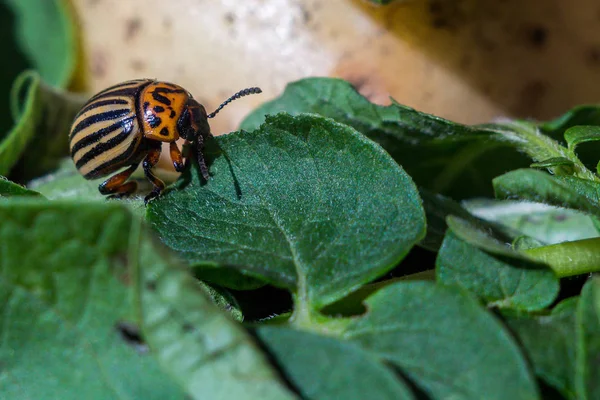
<box><xmin>138</xmin><ymin>82</ymin><xmax>189</xmax><ymax>142</ymax></box>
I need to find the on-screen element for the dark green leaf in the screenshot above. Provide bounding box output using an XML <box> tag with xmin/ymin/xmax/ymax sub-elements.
<box><xmin>0</xmin><ymin>175</ymin><xmax>42</xmax><ymax>197</ymax></box>
<box><xmin>530</xmin><ymin>157</ymin><xmax>574</xmax><ymax>169</ymax></box>
<box><xmin>343</xmin><ymin>281</ymin><xmax>539</xmax><ymax>400</ymax></box>
<box><xmin>436</xmin><ymin>230</ymin><xmax>559</xmax><ymax>311</ymax></box>
<box><xmin>0</xmin><ymin>199</ymin><xmax>185</xmax><ymax>399</ymax></box>
<box><xmin>505</xmin><ymin>298</ymin><xmax>578</xmax><ymax>399</ymax></box>
<box><xmin>148</xmin><ymin>114</ymin><xmax>426</xmax><ymax>310</ymax></box>
<box><xmin>541</xmin><ymin>105</ymin><xmax>600</xmax><ymax>136</ymax></box>
<box><xmin>463</xmin><ymin>199</ymin><xmax>600</xmax><ymax>245</ymax></box>
<box><xmin>240</xmin><ymin>77</ymin><xmax>530</xmax><ymax>199</ymax></box>
<box><xmin>255</xmin><ymin>326</ymin><xmax>414</xmax><ymax>399</ymax></box>
<box><xmin>0</xmin><ymin>71</ymin><xmax>85</xmax><ymax>180</ymax></box>
<box><xmin>0</xmin><ymin>0</ymin><xmax>77</xmax><ymax>136</ymax></box>
<box><xmin>564</xmin><ymin>126</ymin><xmax>600</xmax><ymax>150</ymax></box>
<box><xmin>137</xmin><ymin>233</ymin><xmax>295</xmax><ymax>399</ymax></box>
<box><xmin>0</xmin><ymin>198</ymin><xmax>288</xmax><ymax>399</ymax></box>
<box><xmin>493</xmin><ymin>169</ymin><xmax>600</xmax><ymax>216</ymax></box>
<box><xmin>575</xmin><ymin>277</ymin><xmax>600</xmax><ymax>400</ymax></box>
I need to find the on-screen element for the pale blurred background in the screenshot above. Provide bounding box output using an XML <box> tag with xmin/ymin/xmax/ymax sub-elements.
<box><xmin>72</xmin><ymin>0</ymin><xmax>600</xmax><ymax>134</ymax></box>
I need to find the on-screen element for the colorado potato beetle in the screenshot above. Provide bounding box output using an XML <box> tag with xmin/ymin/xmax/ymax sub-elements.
<box><xmin>69</xmin><ymin>79</ymin><xmax>261</xmax><ymax>204</ymax></box>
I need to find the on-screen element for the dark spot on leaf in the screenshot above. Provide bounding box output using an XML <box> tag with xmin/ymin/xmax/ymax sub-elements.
<box><xmin>160</xmin><ymin>127</ymin><xmax>170</xmax><ymax>136</ymax></box>
<box><xmin>522</xmin><ymin>24</ymin><xmax>548</xmax><ymax>49</ymax></box>
<box><xmin>125</xmin><ymin>17</ymin><xmax>142</xmax><ymax>41</ymax></box>
<box><xmin>554</xmin><ymin>214</ymin><xmax>568</xmax><ymax>222</ymax></box>
<box><xmin>116</xmin><ymin>321</ymin><xmax>148</xmax><ymax>353</ymax></box>
<box><xmin>153</xmin><ymin>105</ymin><xmax>165</xmax><ymax>113</ymax></box>
<box><xmin>182</xmin><ymin>323</ymin><xmax>194</xmax><ymax>333</ymax></box>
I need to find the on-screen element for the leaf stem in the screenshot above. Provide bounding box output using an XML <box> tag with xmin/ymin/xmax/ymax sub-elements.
<box><xmin>492</xmin><ymin>120</ymin><xmax>599</xmax><ymax>182</ymax></box>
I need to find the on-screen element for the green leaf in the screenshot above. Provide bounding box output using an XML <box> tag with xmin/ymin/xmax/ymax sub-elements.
<box><xmin>0</xmin><ymin>198</ymin><xmax>288</xmax><ymax>399</ymax></box>
<box><xmin>436</xmin><ymin>229</ymin><xmax>559</xmax><ymax>311</ymax></box>
<box><xmin>0</xmin><ymin>175</ymin><xmax>42</xmax><ymax>197</ymax></box>
<box><xmin>0</xmin><ymin>199</ymin><xmax>186</xmax><ymax>399</ymax></box>
<box><xmin>240</xmin><ymin>77</ymin><xmax>530</xmax><ymax>199</ymax></box>
<box><xmin>505</xmin><ymin>298</ymin><xmax>578</xmax><ymax>399</ymax></box>
<box><xmin>148</xmin><ymin>113</ymin><xmax>426</xmax><ymax>312</ymax></box>
<box><xmin>254</xmin><ymin>326</ymin><xmax>414</xmax><ymax>399</ymax></box>
<box><xmin>530</xmin><ymin>157</ymin><xmax>574</xmax><ymax>169</ymax></box>
<box><xmin>28</xmin><ymin>158</ymin><xmax>108</xmax><ymax>201</ymax></box>
<box><xmin>463</xmin><ymin>199</ymin><xmax>600</xmax><ymax>245</ymax></box>
<box><xmin>576</xmin><ymin>277</ymin><xmax>600</xmax><ymax>400</ymax></box>
<box><xmin>0</xmin><ymin>71</ymin><xmax>86</xmax><ymax>179</ymax></box>
<box><xmin>137</xmin><ymin>233</ymin><xmax>295</xmax><ymax>399</ymax></box>
<box><xmin>3</xmin><ymin>0</ymin><xmax>77</xmax><ymax>88</ymax></box>
<box><xmin>0</xmin><ymin>0</ymin><xmax>77</xmax><ymax>136</ymax></box>
<box><xmin>523</xmin><ymin>238</ymin><xmax>600</xmax><ymax>277</ymax></box>
<box><xmin>343</xmin><ymin>281</ymin><xmax>539</xmax><ymax>400</ymax></box>
<box><xmin>564</xmin><ymin>126</ymin><xmax>600</xmax><ymax>150</ymax></box>
<box><xmin>541</xmin><ymin>105</ymin><xmax>600</xmax><ymax>135</ymax></box>
<box><xmin>493</xmin><ymin>169</ymin><xmax>600</xmax><ymax>216</ymax></box>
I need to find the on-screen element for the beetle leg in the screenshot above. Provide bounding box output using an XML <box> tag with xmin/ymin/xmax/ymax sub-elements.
<box><xmin>98</xmin><ymin>164</ymin><xmax>138</xmax><ymax>199</ymax></box>
<box><xmin>196</xmin><ymin>136</ymin><xmax>210</xmax><ymax>181</ymax></box>
<box><xmin>143</xmin><ymin>145</ymin><xmax>165</xmax><ymax>205</ymax></box>
<box><xmin>169</xmin><ymin>141</ymin><xmax>185</xmax><ymax>172</ymax></box>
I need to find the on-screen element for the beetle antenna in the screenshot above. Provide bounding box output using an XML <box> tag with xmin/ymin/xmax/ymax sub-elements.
<box><xmin>207</xmin><ymin>87</ymin><xmax>262</xmax><ymax>119</ymax></box>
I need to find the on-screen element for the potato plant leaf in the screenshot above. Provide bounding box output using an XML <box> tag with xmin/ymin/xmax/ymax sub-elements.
<box><xmin>0</xmin><ymin>175</ymin><xmax>42</xmax><ymax>197</ymax></box>
<box><xmin>0</xmin><ymin>71</ymin><xmax>85</xmax><ymax>180</ymax></box>
<box><xmin>0</xmin><ymin>199</ymin><xmax>287</xmax><ymax>399</ymax></box>
<box><xmin>0</xmin><ymin>199</ymin><xmax>186</xmax><ymax>399</ymax></box>
<box><xmin>564</xmin><ymin>126</ymin><xmax>600</xmax><ymax>150</ymax></box>
<box><xmin>575</xmin><ymin>277</ymin><xmax>600</xmax><ymax>400</ymax></box>
<box><xmin>147</xmin><ymin>113</ymin><xmax>426</xmax><ymax>312</ymax></box>
<box><xmin>505</xmin><ymin>298</ymin><xmax>578</xmax><ymax>399</ymax></box>
<box><xmin>436</xmin><ymin>229</ymin><xmax>559</xmax><ymax>311</ymax></box>
<box><xmin>463</xmin><ymin>199</ymin><xmax>600</xmax><ymax>245</ymax></box>
<box><xmin>240</xmin><ymin>77</ymin><xmax>531</xmax><ymax>199</ymax></box>
<box><xmin>137</xmin><ymin>234</ymin><xmax>295</xmax><ymax>399</ymax></box>
<box><xmin>254</xmin><ymin>326</ymin><xmax>414</xmax><ymax>399</ymax></box>
<box><xmin>343</xmin><ymin>281</ymin><xmax>539</xmax><ymax>400</ymax></box>
<box><xmin>0</xmin><ymin>0</ymin><xmax>78</xmax><ymax>137</ymax></box>
<box><xmin>493</xmin><ymin>169</ymin><xmax>600</xmax><ymax>216</ymax></box>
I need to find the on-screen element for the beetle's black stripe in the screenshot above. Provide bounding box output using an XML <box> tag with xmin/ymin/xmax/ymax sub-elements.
<box><xmin>71</xmin><ymin>108</ymin><xmax>132</xmax><ymax>138</ymax></box>
<box><xmin>82</xmin><ymin>135</ymin><xmax>141</xmax><ymax>179</ymax></box>
<box><xmin>88</xmin><ymin>79</ymin><xmax>151</xmax><ymax>102</ymax></box>
<box><xmin>75</xmin><ymin>128</ymin><xmax>135</xmax><ymax>170</ymax></box>
<box><xmin>78</xmin><ymin>98</ymin><xmax>129</xmax><ymax>116</ymax></box>
<box><xmin>70</xmin><ymin>116</ymin><xmax>135</xmax><ymax>157</ymax></box>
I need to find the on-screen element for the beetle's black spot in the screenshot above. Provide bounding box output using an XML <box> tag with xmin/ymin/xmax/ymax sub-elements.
<box><xmin>152</xmin><ymin>90</ymin><xmax>172</xmax><ymax>106</ymax></box>
<box><xmin>153</xmin><ymin>105</ymin><xmax>165</xmax><ymax>113</ymax></box>
<box><xmin>143</xmin><ymin>101</ymin><xmax>150</xmax><ymax>110</ymax></box>
<box><xmin>169</xmin><ymin>109</ymin><xmax>176</xmax><ymax>119</ymax></box>
<box><xmin>148</xmin><ymin>115</ymin><xmax>162</xmax><ymax>128</ymax></box>
<box><xmin>160</xmin><ymin>127</ymin><xmax>170</xmax><ymax>136</ymax></box>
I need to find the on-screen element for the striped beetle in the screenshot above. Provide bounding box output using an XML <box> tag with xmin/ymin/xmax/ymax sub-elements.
<box><xmin>69</xmin><ymin>79</ymin><xmax>261</xmax><ymax>204</ymax></box>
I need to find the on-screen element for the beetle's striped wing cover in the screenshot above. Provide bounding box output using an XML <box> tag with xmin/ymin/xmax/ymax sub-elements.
<box><xmin>69</xmin><ymin>79</ymin><xmax>153</xmax><ymax>179</ymax></box>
